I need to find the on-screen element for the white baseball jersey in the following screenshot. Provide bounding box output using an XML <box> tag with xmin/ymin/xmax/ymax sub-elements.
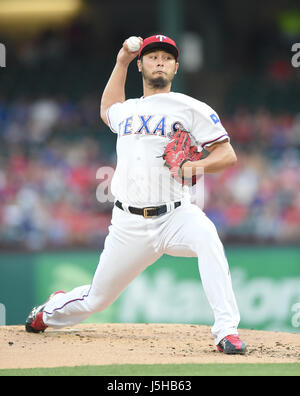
<box><xmin>106</xmin><ymin>92</ymin><xmax>229</xmax><ymax>207</ymax></box>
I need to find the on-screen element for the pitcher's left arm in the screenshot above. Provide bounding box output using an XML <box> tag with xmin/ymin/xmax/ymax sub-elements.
<box><xmin>181</xmin><ymin>140</ymin><xmax>237</xmax><ymax>176</ymax></box>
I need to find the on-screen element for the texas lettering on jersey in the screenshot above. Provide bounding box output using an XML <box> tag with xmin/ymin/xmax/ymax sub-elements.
<box><xmin>117</xmin><ymin>113</ymin><xmax>222</xmax><ymax>139</ymax></box>
<box><xmin>118</xmin><ymin>115</ymin><xmax>173</xmax><ymax>137</ymax></box>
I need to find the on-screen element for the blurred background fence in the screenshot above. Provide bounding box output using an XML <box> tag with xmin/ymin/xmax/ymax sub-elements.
<box><xmin>0</xmin><ymin>0</ymin><xmax>299</xmax><ymax>330</ymax></box>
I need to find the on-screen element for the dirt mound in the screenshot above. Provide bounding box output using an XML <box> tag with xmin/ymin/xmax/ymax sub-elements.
<box><xmin>0</xmin><ymin>323</ymin><xmax>299</xmax><ymax>369</ymax></box>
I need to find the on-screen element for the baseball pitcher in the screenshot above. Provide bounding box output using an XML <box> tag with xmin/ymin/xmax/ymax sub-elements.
<box><xmin>25</xmin><ymin>34</ymin><xmax>246</xmax><ymax>355</ymax></box>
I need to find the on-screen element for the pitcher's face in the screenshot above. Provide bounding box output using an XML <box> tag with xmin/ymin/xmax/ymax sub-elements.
<box><xmin>138</xmin><ymin>50</ymin><xmax>179</xmax><ymax>89</ymax></box>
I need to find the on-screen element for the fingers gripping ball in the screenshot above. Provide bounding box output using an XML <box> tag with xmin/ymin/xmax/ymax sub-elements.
<box><xmin>126</xmin><ymin>36</ymin><xmax>142</xmax><ymax>52</ymax></box>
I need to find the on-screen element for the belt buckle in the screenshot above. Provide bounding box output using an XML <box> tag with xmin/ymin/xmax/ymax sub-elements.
<box><xmin>143</xmin><ymin>207</ymin><xmax>155</xmax><ymax>218</ymax></box>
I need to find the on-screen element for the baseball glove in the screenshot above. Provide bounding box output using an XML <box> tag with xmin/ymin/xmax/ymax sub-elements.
<box><xmin>163</xmin><ymin>130</ymin><xmax>202</xmax><ymax>186</ymax></box>
<box><xmin>189</xmin><ymin>145</ymin><xmax>203</xmax><ymax>162</ymax></box>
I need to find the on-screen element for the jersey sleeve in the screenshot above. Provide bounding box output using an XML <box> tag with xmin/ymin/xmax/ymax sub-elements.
<box><xmin>191</xmin><ymin>102</ymin><xmax>230</xmax><ymax>149</ymax></box>
<box><xmin>106</xmin><ymin>102</ymin><xmax>124</xmax><ymax>134</ymax></box>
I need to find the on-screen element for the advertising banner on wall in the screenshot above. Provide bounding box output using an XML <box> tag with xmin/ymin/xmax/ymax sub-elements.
<box><xmin>1</xmin><ymin>247</ymin><xmax>299</xmax><ymax>331</ymax></box>
<box><xmin>32</xmin><ymin>247</ymin><xmax>300</xmax><ymax>333</ymax></box>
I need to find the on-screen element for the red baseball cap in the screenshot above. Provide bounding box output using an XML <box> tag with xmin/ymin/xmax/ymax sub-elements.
<box><xmin>138</xmin><ymin>35</ymin><xmax>179</xmax><ymax>60</ymax></box>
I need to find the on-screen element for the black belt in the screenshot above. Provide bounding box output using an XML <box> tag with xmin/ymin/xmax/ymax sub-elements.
<box><xmin>115</xmin><ymin>200</ymin><xmax>181</xmax><ymax>218</ymax></box>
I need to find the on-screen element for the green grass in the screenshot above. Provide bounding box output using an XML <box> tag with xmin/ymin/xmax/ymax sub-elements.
<box><xmin>0</xmin><ymin>363</ymin><xmax>300</xmax><ymax>376</ymax></box>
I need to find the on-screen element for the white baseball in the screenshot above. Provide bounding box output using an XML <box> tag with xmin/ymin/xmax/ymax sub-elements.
<box><xmin>126</xmin><ymin>36</ymin><xmax>141</xmax><ymax>52</ymax></box>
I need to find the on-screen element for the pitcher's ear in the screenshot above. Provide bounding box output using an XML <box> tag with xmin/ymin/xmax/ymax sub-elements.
<box><xmin>137</xmin><ymin>59</ymin><xmax>142</xmax><ymax>72</ymax></box>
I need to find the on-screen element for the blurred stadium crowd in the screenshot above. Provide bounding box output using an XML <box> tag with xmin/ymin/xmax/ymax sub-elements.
<box><xmin>0</xmin><ymin>95</ymin><xmax>299</xmax><ymax>250</ymax></box>
<box><xmin>0</xmin><ymin>4</ymin><xmax>299</xmax><ymax>250</ymax></box>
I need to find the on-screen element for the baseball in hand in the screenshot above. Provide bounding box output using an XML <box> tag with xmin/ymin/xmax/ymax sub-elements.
<box><xmin>126</xmin><ymin>36</ymin><xmax>141</xmax><ymax>52</ymax></box>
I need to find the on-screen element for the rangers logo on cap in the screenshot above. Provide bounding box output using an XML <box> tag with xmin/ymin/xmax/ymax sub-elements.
<box><xmin>156</xmin><ymin>35</ymin><xmax>167</xmax><ymax>42</ymax></box>
<box><xmin>138</xmin><ymin>34</ymin><xmax>179</xmax><ymax>60</ymax></box>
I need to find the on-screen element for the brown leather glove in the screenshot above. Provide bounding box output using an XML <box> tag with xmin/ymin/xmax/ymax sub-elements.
<box><xmin>163</xmin><ymin>130</ymin><xmax>203</xmax><ymax>186</ymax></box>
<box><xmin>163</xmin><ymin>129</ymin><xmax>191</xmax><ymax>184</ymax></box>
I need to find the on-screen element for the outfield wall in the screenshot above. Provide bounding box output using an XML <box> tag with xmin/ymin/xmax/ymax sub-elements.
<box><xmin>0</xmin><ymin>247</ymin><xmax>299</xmax><ymax>332</ymax></box>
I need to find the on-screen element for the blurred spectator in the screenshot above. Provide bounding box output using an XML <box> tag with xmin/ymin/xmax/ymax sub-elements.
<box><xmin>28</xmin><ymin>98</ymin><xmax>60</xmax><ymax>143</ymax></box>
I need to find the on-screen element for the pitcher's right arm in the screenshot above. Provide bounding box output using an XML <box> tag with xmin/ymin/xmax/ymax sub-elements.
<box><xmin>100</xmin><ymin>37</ymin><xmax>143</xmax><ymax>126</ymax></box>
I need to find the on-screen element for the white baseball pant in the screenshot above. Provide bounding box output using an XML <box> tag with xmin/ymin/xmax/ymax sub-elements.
<box><xmin>43</xmin><ymin>202</ymin><xmax>240</xmax><ymax>345</ymax></box>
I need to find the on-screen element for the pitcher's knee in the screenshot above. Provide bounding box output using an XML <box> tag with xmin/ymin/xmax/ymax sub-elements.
<box><xmin>85</xmin><ymin>294</ymin><xmax>112</xmax><ymax>314</ymax></box>
<box><xmin>191</xmin><ymin>230</ymin><xmax>225</xmax><ymax>259</ymax></box>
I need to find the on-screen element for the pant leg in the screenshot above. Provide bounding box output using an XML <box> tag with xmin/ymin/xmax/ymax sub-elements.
<box><xmin>43</xmin><ymin>207</ymin><xmax>161</xmax><ymax>328</ymax></box>
<box><xmin>163</xmin><ymin>203</ymin><xmax>240</xmax><ymax>345</ymax></box>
